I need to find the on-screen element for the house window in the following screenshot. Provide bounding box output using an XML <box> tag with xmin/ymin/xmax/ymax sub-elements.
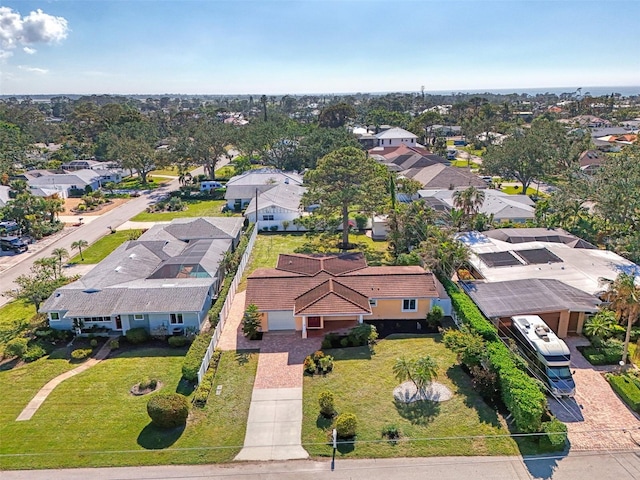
<box><xmin>402</xmin><ymin>299</ymin><xmax>417</xmax><ymax>312</ymax></box>
<box><xmin>369</xmin><ymin>299</ymin><xmax>377</xmax><ymax>307</ymax></box>
<box><xmin>262</xmin><ymin>214</ymin><xmax>274</xmax><ymax>221</ymax></box>
<box><xmin>307</xmin><ymin>316</ymin><xmax>321</xmax><ymax>328</ymax></box>
<box><xmin>134</xmin><ymin>314</ymin><xmax>144</xmax><ymax>321</ymax></box>
<box><xmin>50</xmin><ymin>312</ymin><xmax>60</xmax><ymax>320</ymax></box>
<box><xmin>170</xmin><ymin>313</ymin><xmax>184</xmax><ymax>324</ymax></box>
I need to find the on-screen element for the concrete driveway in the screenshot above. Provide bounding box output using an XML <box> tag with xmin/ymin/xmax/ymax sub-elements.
<box><xmin>220</xmin><ymin>290</ymin><xmax>323</xmax><ymax>461</ymax></box>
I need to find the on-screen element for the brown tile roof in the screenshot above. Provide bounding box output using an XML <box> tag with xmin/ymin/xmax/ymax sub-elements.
<box><xmin>295</xmin><ymin>279</ymin><xmax>371</xmax><ymax>315</ymax></box>
<box><xmin>246</xmin><ymin>254</ymin><xmax>440</xmax><ymax>313</ymax></box>
<box><xmin>276</xmin><ymin>252</ymin><xmax>367</xmax><ymax>276</ymax></box>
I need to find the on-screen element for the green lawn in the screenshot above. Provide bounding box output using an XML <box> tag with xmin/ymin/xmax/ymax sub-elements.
<box><xmin>239</xmin><ymin>232</ymin><xmax>390</xmax><ymax>291</ymax></box>
<box><xmin>500</xmin><ymin>185</ymin><xmax>539</xmax><ymax>196</ymax></box>
<box><xmin>131</xmin><ymin>198</ymin><xmax>231</xmax><ymax>221</ymax></box>
<box><xmin>302</xmin><ymin>335</ymin><xmax>520</xmax><ymax>458</ymax></box>
<box><xmin>0</xmin><ymin>300</ymin><xmax>38</xmax><ymax>357</ymax></box>
<box><xmin>149</xmin><ymin>167</ymin><xmax>179</xmax><ymax>177</ymax></box>
<box><xmin>117</xmin><ymin>177</ymin><xmax>166</xmax><ymax>191</ymax></box>
<box><xmin>69</xmin><ymin>229</ymin><xmax>143</xmax><ymax>264</ymax></box>
<box><xmin>0</xmin><ymin>348</ymin><xmax>258</xmax><ymax>469</ymax></box>
<box><xmin>449</xmin><ymin>159</ymin><xmax>479</xmax><ymax>169</ymax></box>
<box><xmin>458</xmin><ymin>146</ymin><xmax>486</xmax><ymax>157</ymax></box>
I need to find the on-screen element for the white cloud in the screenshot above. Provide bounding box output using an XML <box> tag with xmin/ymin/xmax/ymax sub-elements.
<box><xmin>23</xmin><ymin>46</ymin><xmax>36</xmax><ymax>54</ymax></box>
<box><xmin>0</xmin><ymin>7</ymin><xmax>68</xmax><ymax>59</ymax></box>
<box><xmin>18</xmin><ymin>65</ymin><xmax>49</xmax><ymax>74</ymax></box>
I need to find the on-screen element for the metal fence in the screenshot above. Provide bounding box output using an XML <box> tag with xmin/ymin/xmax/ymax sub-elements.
<box><xmin>197</xmin><ymin>226</ymin><xmax>258</xmax><ymax>384</ymax></box>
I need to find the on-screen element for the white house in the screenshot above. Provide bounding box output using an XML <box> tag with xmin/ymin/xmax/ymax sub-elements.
<box><xmin>224</xmin><ymin>168</ymin><xmax>303</xmax><ymax>211</ymax></box>
<box><xmin>22</xmin><ymin>169</ymin><xmax>103</xmax><ymax>198</ymax></box>
<box><xmin>244</xmin><ymin>183</ymin><xmax>306</xmax><ymax>231</ymax></box>
<box><xmin>375</xmin><ymin>127</ymin><xmax>418</xmax><ymax>147</ymax></box>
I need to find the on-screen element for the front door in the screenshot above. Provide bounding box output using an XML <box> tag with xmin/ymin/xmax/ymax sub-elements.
<box><xmin>308</xmin><ymin>316</ymin><xmax>321</xmax><ymax>328</ymax></box>
<box><xmin>115</xmin><ymin>315</ymin><xmax>122</xmax><ymax>330</ymax></box>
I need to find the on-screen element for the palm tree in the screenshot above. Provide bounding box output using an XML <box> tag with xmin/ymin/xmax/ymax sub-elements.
<box><xmin>393</xmin><ymin>356</ymin><xmax>415</xmax><ymax>386</ymax></box>
<box><xmin>453</xmin><ymin>186</ymin><xmax>486</xmax><ymax>222</ymax></box>
<box><xmin>393</xmin><ymin>355</ymin><xmax>438</xmax><ymax>393</ymax></box>
<box><xmin>583</xmin><ymin>310</ymin><xmax>616</xmax><ymax>342</ymax></box>
<box><xmin>71</xmin><ymin>239</ymin><xmax>89</xmax><ymax>261</ymax></box>
<box><xmin>603</xmin><ymin>273</ymin><xmax>640</xmax><ymax>365</ymax></box>
<box><xmin>52</xmin><ymin>248</ymin><xmax>69</xmax><ymax>278</ymax></box>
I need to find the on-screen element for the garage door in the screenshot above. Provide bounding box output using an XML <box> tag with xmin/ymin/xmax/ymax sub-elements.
<box><xmin>267</xmin><ymin>311</ymin><xmax>296</xmax><ymax>331</ymax></box>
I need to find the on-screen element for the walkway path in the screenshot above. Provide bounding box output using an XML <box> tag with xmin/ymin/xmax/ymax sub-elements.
<box><xmin>548</xmin><ymin>337</ymin><xmax>640</xmax><ymax>450</ymax></box>
<box><xmin>16</xmin><ymin>341</ymin><xmax>112</xmax><ymax>421</ymax></box>
<box><xmin>217</xmin><ymin>289</ymin><xmax>322</xmax><ymax>461</ymax></box>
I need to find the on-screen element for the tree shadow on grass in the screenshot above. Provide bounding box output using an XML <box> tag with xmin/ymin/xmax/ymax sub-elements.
<box><xmin>235</xmin><ymin>349</ymin><xmax>258</xmax><ymax>365</ymax></box>
<box><xmin>329</xmin><ymin>346</ymin><xmax>372</xmax><ymax>361</ymax></box>
<box><xmin>445</xmin><ymin>365</ymin><xmax>502</xmax><ymax>429</ymax></box>
<box><xmin>336</xmin><ymin>439</ymin><xmax>355</xmax><ymax>455</ymax></box>
<box><xmin>316</xmin><ymin>413</ymin><xmax>333</xmax><ymax>430</ymax></box>
<box><xmin>393</xmin><ymin>398</ymin><xmax>440</xmax><ymax>425</ymax></box>
<box><xmin>176</xmin><ymin>377</ymin><xmax>196</xmax><ymax>396</ymax></box>
<box><xmin>137</xmin><ymin>422</ymin><xmax>185</xmax><ymax>449</ymax></box>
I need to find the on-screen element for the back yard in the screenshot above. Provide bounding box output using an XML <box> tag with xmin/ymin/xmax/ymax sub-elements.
<box><xmin>0</xmin><ymin>347</ymin><xmax>257</xmax><ymax>469</ymax></box>
<box><xmin>302</xmin><ymin>335</ymin><xmax>520</xmax><ymax>458</ymax></box>
<box><xmin>131</xmin><ymin>198</ymin><xmax>230</xmax><ymax>221</ymax></box>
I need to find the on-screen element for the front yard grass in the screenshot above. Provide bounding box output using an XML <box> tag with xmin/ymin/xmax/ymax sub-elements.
<box><xmin>0</xmin><ymin>300</ymin><xmax>38</xmax><ymax>357</ymax></box>
<box><xmin>500</xmin><ymin>185</ymin><xmax>539</xmax><ymax>196</ymax></box>
<box><xmin>302</xmin><ymin>335</ymin><xmax>520</xmax><ymax>458</ymax></box>
<box><xmin>449</xmin><ymin>159</ymin><xmax>480</xmax><ymax>169</ymax></box>
<box><xmin>131</xmin><ymin>198</ymin><xmax>230</xmax><ymax>221</ymax></box>
<box><xmin>69</xmin><ymin>229</ymin><xmax>143</xmax><ymax>264</ymax></box>
<box><xmin>0</xmin><ymin>348</ymin><xmax>258</xmax><ymax>469</ymax></box>
<box><xmin>117</xmin><ymin>177</ymin><xmax>166</xmax><ymax>191</ymax></box>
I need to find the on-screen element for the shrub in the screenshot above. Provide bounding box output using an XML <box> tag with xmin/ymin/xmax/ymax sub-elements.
<box><xmin>443</xmin><ymin>327</ymin><xmax>486</xmax><ymax>367</ymax></box>
<box><xmin>5</xmin><ymin>337</ymin><xmax>29</xmax><ymax>358</ymax></box>
<box><xmin>125</xmin><ymin>327</ymin><xmax>149</xmax><ymax>344</ymax></box>
<box><xmin>348</xmin><ymin>323</ymin><xmax>378</xmax><ymax>347</ymax></box>
<box><xmin>192</xmin><ymin>350</ymin><xmax>221</xmax><ymax>408</ymax></box>
<box><xmin>90</xmin><ymin>339</ymin><xmax>98</xmax><ymax>348</ymax></box>
<box><xmin>269</xmin><ymin>225</ymin><xmax>278</xmax><ymax>232</ymax></box>
<box><xmin>354</xmin><ymin>213</ymin><xmax>368</xmax><ymax>231</ymax></box>
<box><xmin>168</xmin><ymin>336</ymin><xmax>189</xmax><ymax>348</ymax></box>
<box><xmin>182</xmin><ymin>333</ymin><xmax>212</xmax><ymax>381</ymax></box>
<box><xmin>139</xmin><ymin>377</ymin><xmax>158</xmax><ymax>390</ymax></box>
<box><xmin>303</xmin><ymin>355</ymin><xmax>317</xmax><ymax>375</ymax></box>
<box><xmin>426</xmin><ymin>305</ymin><xmax>444</xmax><ymax>328</ymax></box>
<box><xmin>318</xmin><ymin>355</ymin><xmax>334</xmax><ymax>374</ymax></box>
<box><xmin>607</xmin><ymin>374</ymin><xmax>640</xmax><ymax>412</ymax></box>
<box><xmin>321</xmin><ymin>338</ymin><xmax>333</xmax><ymax>350</ymax></box>
<box><xmin>335</xmin><ymin>413</ymin><xmax>357</xmax><ymax>439</ymax></box>
<box><xmin>340</xmin><ymin>337</ymin><xmax>350</xmax><ymax>348</ymax></box>
<box><xmin>22</xmin><ymin>344</ymin><xmax>47</xmax><ymax>362</ymax></box>
<box><xmin>381</xmin><ymin>424</ymin><xmax>401</xmax><ymax>440</ymax></box>
<box><xmin>147</xmin><ymin>393</ymin><xmax>189</xmax><ymax>429</ymax></box>
<box><xmin>318</xmin><ymin>391</ymin><xmax>336</xmax><ymax>418</ymax></box>
<box><xmin>71</xmin><ymin>348</ymin><xmax>92</xmax><ymax>360</ymax></box>
<box><xmin>470</xmin><ymin>365</ymin><xmax>500</xmax><ymax>405</ymax></box>
<box><xmin>242</xmin><ymin>304</ymin><xmax>262</xmax><ymax>339</ymax></box>
<box><xmin>109</xmin><ymin>339</ymin><xmax>119</xmax><ymax>349</ymax></box>
<box><xmin>541</xmin><ymin>418</ymin><xmax>568</xmax><ymax>449</ymax></box>
<box><xmin>312</xmin><ymin>350</ymin><xmax>325</xmax><ymax>363</ymax></box>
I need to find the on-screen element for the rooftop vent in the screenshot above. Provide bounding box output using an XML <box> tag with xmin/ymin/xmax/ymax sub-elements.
<box><xmin>535</xmin><ymin>325</ymin><xmax>551</xmax><ymax>341</ymax></box>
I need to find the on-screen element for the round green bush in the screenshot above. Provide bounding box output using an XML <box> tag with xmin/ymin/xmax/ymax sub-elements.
<box><xmin>5</xmin><ymin>337</ymin><xmax>29</xmax><ymax>358</ymax></box>
<box><xmin>109</xmin><ymin>339</ymin><xmax>120</xmax><ymax>349</ymax></box>
<box><xmin>71</xmin><ymin>348</ymin><xmax>92</xmax><ymax>360</ymax></box>
<box><xmin>335</xmin><ymin>413</ymin><xmax>357</xmax><ymax>438</ymax></box>
<box><xmin>318</xmin><ymin>391</ymin><xmax>336</xmax><ymax>418</ymax></box>
<box><xmin>22</xmin><ymin>344</ymin><xmax>47</xmax><ymax>362</ymax></box>
<box><xmin>90</xmin><ymin>339</ymin><xmax>98</xmax><ymax>348</ymax></box>
<box><xmin>147</xmin><ymin>393</ymin><xmax>189</xmax><ymax>429</ymax></box>
<box><xmin>139</xmin><ymin>377</ymin><xmax>158</xmax><ymax>390</ymax></box>
<box><xmin>126</xmin><ymin>327</ymin><xmax>150</xmax><ymax>344</ymax></box>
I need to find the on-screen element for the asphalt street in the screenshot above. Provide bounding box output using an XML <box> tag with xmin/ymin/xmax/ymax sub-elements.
<box><xmin>2</xmin><ymin>451</ymin><xmax>639</xmax><ymax>480</ymax></box>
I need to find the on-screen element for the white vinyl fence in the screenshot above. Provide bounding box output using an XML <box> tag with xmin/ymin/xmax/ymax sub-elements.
<box><xmin>197</xmin><ymin>226</ymin><xmax>258</xmax><ymax>384</ymax></box>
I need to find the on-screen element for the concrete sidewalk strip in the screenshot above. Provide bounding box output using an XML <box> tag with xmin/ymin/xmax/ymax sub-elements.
<box><xmin>16</xmin><ymin>342</ymin><xmax>112</xmax><ymax>422</ymax></box>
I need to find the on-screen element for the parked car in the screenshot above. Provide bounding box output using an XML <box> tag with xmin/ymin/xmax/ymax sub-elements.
<box><xmin>0</xmin><ymin>221</ymin><xmax>19</xmax><ymax>233</ymax></box>
<box><xmin>0</xmin><ymin>236</ymin><xmax>28</xmax><ymax>253</ymax></box>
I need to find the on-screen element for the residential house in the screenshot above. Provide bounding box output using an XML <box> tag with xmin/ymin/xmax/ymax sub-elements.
<box><xmin>456</xmin><ymin>228</ymin><xmax>640</xmax><ymax>337</ymax></box>
<box><xmin>246</xmin><ymin>252</ymin><xmax>451</xmax><ymax>338</ymax></box>
<box><xmin>41</xmin><ymin>217</ymin><xmax>244</xmax><ymax>336</ymax></box>
<box><xmin>426</xmin><ymin>125</ymin><xmax>463</xmax><ymax>137</ymax></box>
<box><xmin>244</xmin><ymin>182</ymin><xmax>307</xmax><ymax>231</ymax></box>
<box><xmin>418</xmin><ymin>189</ymin><xmax>535</xmax><ymax>223</ymax></box>
<box><xmin>22</xmin><ymin>169</ymin><xmax>103</xmax><ymax>198</ymax></box>
<box><xmin>369</xmin><ymin>143</ymin><xmax>450</xmax><ymax>172</ymax></box>
<box><xmin>375</xmin><ymin>127</ymin><xmax>418</xmax><ymax>147</ymax></box>
<box><xmin>404</xmin><ymin>163</ymin><xmax>487</xmax><ymax>190</ymax></box>
<box><xmin>0</xmin><ymin>185</ymin><xmax>10</xmax><ymax>208</ymax></box>
<box><xmin>224</xmin><ymin>168</ymin><xmax>303</xmax><ymax>211</ymax></box>
<box><xmin>578</xmin><ymin>150</ymin><xmax>608</xmax><ymax>175</ymax></box>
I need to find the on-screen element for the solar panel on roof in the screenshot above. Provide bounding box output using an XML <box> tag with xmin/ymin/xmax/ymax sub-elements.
<box><xmin>515</xmin><ymin>248</ymin><xmax>562</xmax><ymax>265</ymax></box>
<box><xmin>478</xmin><ymin>251</ymin><xmax>522</xmax><ymax>267</ymax></box>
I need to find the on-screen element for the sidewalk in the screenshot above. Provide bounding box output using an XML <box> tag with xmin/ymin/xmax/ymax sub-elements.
<box><xmin>16</xmin><ymin>341</ymin><xmax>112</xmax><ymax>421</ymax></box>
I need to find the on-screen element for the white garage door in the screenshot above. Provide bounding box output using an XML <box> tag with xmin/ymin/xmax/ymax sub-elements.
<box><xmin>268</xmin><ymin>311</ymin><xmax>296</xmax><ymax>331</ymax></box>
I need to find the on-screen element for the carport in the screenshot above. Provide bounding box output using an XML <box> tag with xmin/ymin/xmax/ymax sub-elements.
<box><xmin>461</xmin><ymin>278</ymin><xmax>601</xmax><ymax>337</ymax></box>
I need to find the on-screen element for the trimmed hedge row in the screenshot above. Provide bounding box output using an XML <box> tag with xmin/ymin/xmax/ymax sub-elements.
<box><xmin>443</xmin><ymin>279</ymin><xmax>547</xmax><ymax>433</ymax></box>
<box><xmin>193</xmin><ymin>350</ymin><xmax>222</xmax><ymax>407</ymax></box>
<box><xmin>182</xmin><ymin>333</ymin><xmax>213</xmax><ymax>381</ymax></box>
<box><xmin>578</xmin><ymin>346</ymin><xmax>622</xmax><ymax>365</ymax></box>
<box><xmin>607</xmin><ymin>374</ymin><xmax>640</xmax><ymax>412</ymax></box>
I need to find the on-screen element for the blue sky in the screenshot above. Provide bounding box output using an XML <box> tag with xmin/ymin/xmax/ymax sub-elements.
<box><xmin>1</xmin><ymin>0</ymin><xmax>639</xmax><ymax>95</ymax></box>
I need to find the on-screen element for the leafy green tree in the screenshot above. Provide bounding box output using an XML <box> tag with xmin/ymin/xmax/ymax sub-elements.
<box><xmin>601</xmin><ymin>273</ymin><xmax>640</xmax><ymax>365</ymax></box>
<box><xmin>303</xmin><ymin>147</ymin><xmax>387</xmax><ymax>249</ymax></box>
<box><xmin>418</xmin><ymin>226</ymin><xmax>469</xmax><ymax>278</ymax></box>
<box><xmin>298</xmin><ymin>126</ymin><xmax>360</xmax><ymax>170</ymax></box>
<box><xmin>71</xmin><ymin>240</ymin><xmax>89</xmax><ymax>261</ymax></box>
<box><xmin>0</xmin><ymin>121</ymin><xmax>27</xmax><ymax>176</ymax></box>
<box><xmin>5</xmin><ymin>259</ymin><xmax>69</xmax><ymax>310</ymax></box>
<box><xmin>483</xmin><ymin>119</ymin><xmax>566</xmax><ymax>193</ymax></box>
<box><xmin>393</xmin><ymin>355</ymin><xmax>438</xmax><ymax>393</ymax></box>
<box><xmin>583</xmin><ymin>310</ymin><xmax>616</xmax><ymax>341</ymax></box>
<box><xmin>453</xmin><ymin>186</ymin><xmax>486</xmax><ymax>229</ymax></box>
<box><xmin>318</xmin><ymin>103</ymin><xmax>356</xmax><ymax>128</ymax></box>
